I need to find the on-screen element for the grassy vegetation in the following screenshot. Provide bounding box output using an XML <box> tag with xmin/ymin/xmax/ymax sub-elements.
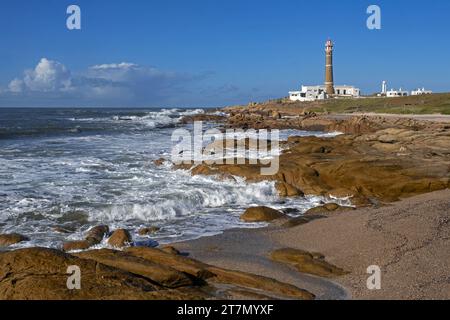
<box><xmin>235</xmin><ymin>93</ymin><xmax>450</xmax><ymax>116</ymax></box>
<box><xmin>308</xmin><ymin>93</ymin><xmax>450</xmax><ymax>115</ymax></box>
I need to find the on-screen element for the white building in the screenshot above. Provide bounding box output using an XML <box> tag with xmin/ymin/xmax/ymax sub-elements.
<box><xmin>289</xmin><ymin>85</ymin><xmax>326</xmax><ymax>102</ymax></box>
<box><xmin>289</xmin><ymin>85</ymin><xmax>360</xmax><ymax>102</ymax></box>
<box><xmin>411</xmin><ymin>88</ymin><xmax>432</xmax><ymax>95</ymax></box>
<box><xmin>386</xmin><ymin>88</ymin><xmax>409</xmax><ymax>97</ymax></box>
<box><xmin>379</xmin><ymin>81</ymin><xmax>433</xmax><ymax>97</ymax></box>
<box><xmin>334</xmin><ymin>85</ymin><xmax>360</xmax><ymax>97</ymax></box>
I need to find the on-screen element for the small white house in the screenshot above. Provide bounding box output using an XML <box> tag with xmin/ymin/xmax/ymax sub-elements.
<box><xmin>289</xmin><ymin>85</ymin><xmax>327</xmax><ymax>102</ymax></box>
<box><xmin>334</xmin><ymin>85</ymin><xmax>360</xmax><ymax>97</ymax></box>
<box><xmin>411</xmin><ymin>88</ymin><xmax>432</xmax><ymax>95</ymax></box>
<box><xmin>289</xmin><ymin>85</ymin><xmax>360</xmax><ymax>101</ymax></box>
<box><xmin>386</xmin><ymin>88</ymin><xmax>409</xmax><ymax>97</ymax></box>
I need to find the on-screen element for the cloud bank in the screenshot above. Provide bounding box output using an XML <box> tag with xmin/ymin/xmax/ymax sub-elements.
<box><xmin>0</xmin><ymin>58</ymin><xmax>249</xmax><ymax>107</ymax></box>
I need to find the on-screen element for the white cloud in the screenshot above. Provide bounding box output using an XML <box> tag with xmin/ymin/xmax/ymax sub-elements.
<box><xmin>8</xmin><ymin>78</ymin><xmax>24</xmax><ymax>93</ymax></box>
<box><xmin>90</xmin><ymin>62</ymin><xmax>138</xmax><ymax>70</ymax></box>
<box><xmin>1</xmin><ymin>58</ymin><xmax>220</xmax><ymax>106</ymax></box>
<box><xmin>9</xmin><ymin>58</ymin><xmax>72</xmax><ymax>93</ymax></box>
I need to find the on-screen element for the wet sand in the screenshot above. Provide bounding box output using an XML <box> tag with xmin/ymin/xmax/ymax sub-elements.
<box><xmin>175</xmin><ymin>190</ymin><xmax>450</xmax><ymax>300</ymax></box>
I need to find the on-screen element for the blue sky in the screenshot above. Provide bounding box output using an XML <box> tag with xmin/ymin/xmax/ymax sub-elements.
<box><xmin>0</xmin><ymin>0</ymin><xmax>449</xmax><ymax>107</ymax></box>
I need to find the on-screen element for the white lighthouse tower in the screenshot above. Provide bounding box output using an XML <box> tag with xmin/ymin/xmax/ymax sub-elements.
<box><xmin>381</xmin><ymin>81</ymin><xmax>387</xmax><ymax>95</ymax></box>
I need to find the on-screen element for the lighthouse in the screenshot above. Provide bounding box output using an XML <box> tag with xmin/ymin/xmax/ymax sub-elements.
<box><xmin>325</xmin><ymin>39</ymin><xmax>335</xmax><ymax>96</ymax></box>
<box><xmin>288</xmin><ymin>38</ymin><xmax>360</xmax><ymax>102</ymax></box>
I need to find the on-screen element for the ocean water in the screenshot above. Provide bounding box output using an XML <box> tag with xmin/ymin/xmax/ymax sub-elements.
<box><xmin>0</xmin><ymin>108</ymin><xmax>348</xmax><ymax>249</ymax></box>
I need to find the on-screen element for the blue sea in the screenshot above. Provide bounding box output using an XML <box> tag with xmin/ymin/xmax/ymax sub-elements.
<box><xmin>0</xmin><ymin>108</ymin><xmax>345</xmax><ymax>249</ymax></box>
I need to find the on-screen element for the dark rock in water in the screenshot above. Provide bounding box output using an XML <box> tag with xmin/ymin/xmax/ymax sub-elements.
<box><xmin>108</xmin><ymin>229</ymin><xmax>132</xmax><ymax>248</ymax></box>
<box><xmin>240</xmin><ymin>206</ymin><xmax>285</xmax><ymax>222</ymax></box>
<box><xmin>0</xmin><ymin>233</ymin><xmax>29</xmax><ymax>247</ymax></box>
<box><xmin>62</xmin><ymin>225</ymin><xmax>110</xmax><ymax>252</ymax></box>
<box><xmin>85</xmin><ymin>225</ymin><xmax>109</xmax><ymax>244</ymax></box>
<box><xmin>133</xmin><ymin>239</ymin><xmax>159</xmax><ymax>248</ymax></box>
<box><xmin>138</xmin><ymin>226</ymin><xmax>160</xmax><ymax>235</ymax></box>
<box><xmin>153</xmin><ymin>158</ymin><xmax>166</xmax><ymax>166</ymax></box>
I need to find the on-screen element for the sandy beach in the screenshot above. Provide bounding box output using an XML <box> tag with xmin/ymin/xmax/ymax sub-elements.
<box><xmin>175</xmin><ymin>190</ymin><xmax>450</xmax><ymax>300</ymax></box>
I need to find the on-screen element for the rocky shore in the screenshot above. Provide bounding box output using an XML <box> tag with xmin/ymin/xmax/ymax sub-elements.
<box><xmin>1</xmin><ymin>103</ymin><xmax>449</xmax><ymax>300</ymax></box>
<box><xmin>182</xmin><ymin>107</ymin><xmax>450</xmax><ymax>205</ymax></box>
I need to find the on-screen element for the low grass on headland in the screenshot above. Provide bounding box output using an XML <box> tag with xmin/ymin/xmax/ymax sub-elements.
<box><xmin>240</xmin><ymin>93</ymin><xmax>450</xmax><ymax>115</ymax></box>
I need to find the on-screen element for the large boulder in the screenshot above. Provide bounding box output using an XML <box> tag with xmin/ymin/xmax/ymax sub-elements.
<box><xmin>85</xmin><ymin>225</ymin><xmax>109</xmax><ymax>244</ymax></box>
<box><xmin>240</xmin><ymin>206</ymin><xmax>285</xmax><ymax>222</ymax></box>
<box><xmin>62</xmin><ymin>225</ymin><xmax>110</xmax><ymax>252</ymax></box>
<box><xmin>108</xmin><ymin>229</ymin><xmax>132</xmax><ymax>248</ymax></box>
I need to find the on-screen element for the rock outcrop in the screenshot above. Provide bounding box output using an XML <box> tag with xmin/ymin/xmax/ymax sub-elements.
<box><xmin>271</xmin><ymin>248</ymin><xmax>349</xmax><ymax>278</ymax></box>
<box><xmin>180</xmin><ymin>117</ymin><xmax>450</xmax><ymax>204</ymax></box>
<box><xmin>0</xmin><ymin>247</ymin><xmax>315</xmax><ymax>300</ymax></box>
<box><xmin>304</xmin><ymin>203</ymin><xmax>355</xmax><ymax>215</ymax></box>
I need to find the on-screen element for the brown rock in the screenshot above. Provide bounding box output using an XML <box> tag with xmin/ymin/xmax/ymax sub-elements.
<box><xmin>275</xmin><ymin>182</ymin><xmax>304</xmax><ymax>197</ymax></box>
<box><xmin>0</xmin><ymin>233</ymin><xmax>29</xmax><ymax>247</ymax></box>
<box><xmin>0</xmin><ymin>247</ymin><xmax>207</xmax><ymax>300</ymax></box>
<box><xmin>271</xmin><ymin>248</ymin><xmax>349</xmax><ymax>278</ymax></box>
<box><xmin>108</xmin><ymin>229</ymin><xmax>132</xmax><ymax>248</ymax></box>
<box><xmin>323</xmin><ymin>203</ymin><xmax>340</xmax><ymax>211</ymax></box>
<box><xmin>125</xmin><ymin>246</ymin><xmax>214</xmax><ymax>280</ymax></box>
<box><xmin>304</xmin><ymin>203</ymin><xmax>354</xmax><ymax>215</ymax></box>
<box><xmin>138</xmin><ymin>226</ymin><xmax>160</xmax><ymax>236</ymax></box>
<box><xmin>62</xmin><ymin>239</ymin><xmax>96</xmax><ymax>252</ymax></box>
<box><xmin>85</xmin><ymin>225</ymin><xmax>109</xmax><ymax>244</ymax></box>
<box><xmin>207</xmin><ymin>266</ymin><xmax>315</xmax><ymax>300</ymax></box>
<box><xmin>0</xmin><ymin>247</ymin><xmax>315</xmax><ymax>300</ymax></box>
<box><xmin>75</xmin><ymin>249</ymin><xmax>194</xmax><ymax>288</ymax></box>
<box><xmin>240</xmin><ymin>206</ymin><xmax>285</xmax><ymax>222</ymax></box>
<box><xmin>153</xmin><ymin>158</ymin><xmax>165</xmax><ymax>166</ymax></box>
<box><xmin>272</xmin><ymin>111</ymin><xmax>281</xmax><ymax>119</ymax></box>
